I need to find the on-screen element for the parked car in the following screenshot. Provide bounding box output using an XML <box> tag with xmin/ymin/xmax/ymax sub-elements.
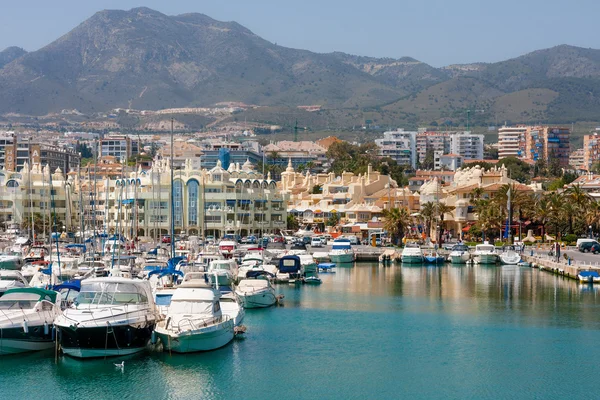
<box><xmin>311</xmin><ymin>237</ymin><xmax>322</xmax><ymax>247</ymax></box>
<box><xmin>346</xmin><ymin>235</ymin><xmax>360</xmax><ymax>245</ymax></box>
<box><xmin>579</xmin><ymin>240</ymin><xmax>600</xmax><ymax>253</ymax></box>
<box><xmin>291</xmin><ymin>241</ymin><xmax>307</xmax><ymax>250</ymax></box>
<box><xmin>241</xmin><ymin>235</ymin><xmax>257</xmax><ymax>244</ymax></box>
<box><xmin>205</xmin><ymin>235</ymin><xmax>215</xmax><ymax>244</ymax></box>
<box><xmin>161</xmin><ymin>235</ymin><xmax>171</xmax><ymax>244</ymax></box>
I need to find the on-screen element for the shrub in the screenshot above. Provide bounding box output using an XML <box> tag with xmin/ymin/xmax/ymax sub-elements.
<box><xmin>563</xmin><ymin>234</ymin><xmax>578</xmax><ymax>244</ymax></box>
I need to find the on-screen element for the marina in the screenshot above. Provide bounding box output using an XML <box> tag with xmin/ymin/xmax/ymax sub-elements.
<box><xmin>1</xmin><ymin>261</ymin><xmax>599</xmax><ymax>399</ymax></box>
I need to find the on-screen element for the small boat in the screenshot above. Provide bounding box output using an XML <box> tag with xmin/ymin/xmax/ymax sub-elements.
<box><xmin>207</xmin><ymin>259</ymin><xmax>238</xmax><ymax>287</ymax></box>
<box><xmin>401</xmin><ymin>243</ymin><xmax>424</xmax><ymax>264</ymax></box>
<box><xmin>155</xmin><ymin>279</ymin><xmax>235</xmax><ymax>353</ymax></box>
<box><xmin>218</xmin><ymin>240</ymin><xmax>237</xmax><ymax>256</ymax></box>
<box><xmin>499</xmin><ymin>246</ymin><xmax>521</xmax><ymax>265</ymax></box>
<box><xmin>329</xmin><ymin>239</ymin><xmax>355</xmax><ymax>264</ymax></box>
<box><xmin>235</xmin><ymin>271</ymin><xmax>278</xmax><ymax>308</ymax></box>
<box><xmin>0</xmin><ymin>288</ymin><xmax>62</xmax><ymax>355</ymax></box>
<box><xmin>299</xmin><ymin>254</ymin><xmax>318</xmax><ymax>277</ymax></box>
<box><xmin>55</xmin><ymin>277</ymin><xmax>158</xmax><ymax>358</ymax></box>
<box><xmin>517</xmin><ymin>261</ymin><xmax>530</xmax><ymax>268</ymax></box>
<box><xmin>449</xmin><ymin>244</ymin><xmax>470</xmax><ymax>264</ymax></box>
<box><xmin>473</xmin><ymin>242</ymin><xmax>498</xmax><ymax>264</ymax></box>
<box><xmin>312</xmin><ymin>251</ymin><xmax>330</xmax><ymax>263</ymax></box>
<box><xmin>578</xmin><ymin>270</ymin><xmax>600</xmax><ymax>283</ymax></box>
<box><xmin>379</xmin><ymin>249</ymin><xmax>396</xmax><ymax>264</ymax></box>
<box><xmin>277</xmin><ymin>255</ymin><xmax>303</xmax><ymax>283</ymax></box>
<box><xmin>424</xmin><ymin>253</ymin><xmax>445</xmax><ymax>265</ymax></box>
<box><xmin>0</xmin><ymin>270</ymin><xmax>29</xmax><ymax>295</ymax></box>
<box><xmin>318</xmin><ymin>263</ymin><xmax>336</xmax><ymax>272</ymax></box>
<box><xmin>303</xmin><ymin>276</ymin><xmax>322</xmax><ymax>284</ymax></box>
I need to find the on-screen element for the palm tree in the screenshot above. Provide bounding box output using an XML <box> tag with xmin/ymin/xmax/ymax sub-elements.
<box><xmin>564</xmin><ymin>184</ymin><xmax>592</xmax><ymax>210</ymax></box>
<box><xmin>420</xmin><ymin>202</ymin><xmax>436</xmax><ymax>238</ymax></box>
<box><xmin>534</xmin><ymin>195</ymin><xmax>552</xmax><ymax>242</ymax></box>
<box><xmin>382</xmin><ymin>207</ymin><xmax>411</xmax><ymax>246</ymax></box>
<box><xmin>436</xmin><ymin>203</ymin><xmax>455</xmax><ymax>243</ymax></box>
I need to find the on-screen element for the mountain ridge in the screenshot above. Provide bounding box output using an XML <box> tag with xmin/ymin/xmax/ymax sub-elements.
<box><xmin>1</xmin><ymin>8</ymin><xmax>600</xmax><ymax>127</ymax></box>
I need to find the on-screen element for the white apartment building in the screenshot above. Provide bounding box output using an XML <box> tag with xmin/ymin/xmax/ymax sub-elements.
<box><xmin>498</xmin><ymin>126</ymin><xmax>527</xmax><ymax>159</ymax></box>
<box><xmin>374</xmin><ymin>129</ymin><xmax>417</xmax><ymax>169</ymax></box>
<box><xmin>449</xmin><ymin>132</ymin><xmax>484</xmax><ymax>160</ymax></box>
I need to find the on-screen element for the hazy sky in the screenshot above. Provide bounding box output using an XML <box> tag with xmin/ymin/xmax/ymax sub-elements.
<box><xmin>1</xmin><ymin>0</ymin><xmax>598</xmax><ymax>67</ymax></box>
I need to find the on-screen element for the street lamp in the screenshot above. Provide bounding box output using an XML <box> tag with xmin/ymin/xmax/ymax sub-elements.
<box><xmin>589</xmin><ymin>225</ymin><xmax>593</xmax><ymax>239</ymax></box>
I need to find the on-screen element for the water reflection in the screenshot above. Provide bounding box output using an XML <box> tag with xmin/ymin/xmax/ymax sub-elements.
<box><xmin>290</xmin><ymin>262</ymin><xmax>600</xmax><ymax>330</ymax></box>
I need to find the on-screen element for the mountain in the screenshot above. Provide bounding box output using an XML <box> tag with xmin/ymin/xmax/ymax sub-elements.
<box><xmin>1</xmin><ymin>8</ymin><xmax>600</xmax><ymax>128</ymax></box>
<box><xmin>0</xmin><ymin>47</ymin><xmax>27</xmax><ymax>69</ymax></box>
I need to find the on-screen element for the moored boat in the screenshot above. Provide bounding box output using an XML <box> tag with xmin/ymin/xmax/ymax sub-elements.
<box><xmin>578</xmin><ymin>270</ymin><xmax>600</xmax><ymax>283</ymax></box>
<box><xmin>329</xmin><ymin>239</ymin><xmax>355</xmax><ymax>264</ymax></box>
<box><xmin>54</xmin><ymin>277</ymin><xmax>158</xmax><ymax>358</ymax></box>
<box><xmin>235</xmin><ymin>272</ymin><xmax>278</xmax><ymax>308</ymax></box>
<box><xmin>0</xmin><ymin>288</ymin><xmax>62</xmax><ymax>355</ymax></box>
<box><xmin>473</xmin><ymin>242</ymin><xmax>498</xmax><ymax>264</ymax></box>
<box><xmin>401</xmin><ymin>243</ymin><xmax>423</xmax><ymax>264</ymax></box>
<box><xmin>449</xmin><ymin>244</ymin><xmax>471</xmax><ymax>264</ymax></box>
<box><xmin>154</xmin><ymin>279</ymin><xmax>235</xmax><ymax>353</ymax></box>
<box><xmin>499</xmin><ymin>246</ymin><xmax>521</xmax><ymax>265</ymax></box>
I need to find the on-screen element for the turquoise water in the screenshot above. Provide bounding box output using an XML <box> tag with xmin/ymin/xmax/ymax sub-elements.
<box><xmin>3</xmin><ymin>263</ymin><xmax>600</xmax><ymax>399</ymax></box>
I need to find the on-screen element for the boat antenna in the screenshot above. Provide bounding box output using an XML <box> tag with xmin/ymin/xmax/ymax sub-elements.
<box><xmin>170</xmin><ymin>118</ymin><xmax>175</xmax><ymax>259</ymax></box>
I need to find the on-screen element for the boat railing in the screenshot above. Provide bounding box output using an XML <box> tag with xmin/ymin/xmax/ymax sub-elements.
<box><xmin>175</xmin><ymin>315</ymin><xmax>230</xmax><ymax>332</ymax></box>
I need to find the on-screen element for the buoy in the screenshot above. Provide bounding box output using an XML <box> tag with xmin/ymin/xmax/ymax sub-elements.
<box><xmin>22</xmin><ymin>320</ymin><xmax>29</xmax><ymax>334</ymax></box>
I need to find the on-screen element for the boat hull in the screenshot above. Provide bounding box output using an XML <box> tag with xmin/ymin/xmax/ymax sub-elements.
<box><xmin>329</xmin><ymin>253</ymin><xmax>354</xmax><ymax>264</ymax></box>
<box><xmin>449</xmin><ymin>253</ymin><xmax>470</xmax><ymax>264</ymax></box>
<box><xmin>58</xmin><ymin>323</ymin><xmax>155</xmax><ymax>359</ymax></box>
<box><xmin>156</xmin><ymin>321</ymin><xmax>234</xmax><ymax>353</ymax></box>
<box><xmin>401</xmin><ymin>255</ymin><xmax>424</xmax><ymax>264</ymax></box>
<box><xmin>0</xmin><ymin>326</ymin><xmax>54</xmax><ymax>355</ymax></box>
<box><xmin>236</xmin><ymin>290</ymin><xmax>277</xmax><ymax>309</ymax></box>
<box><xmin>208</xmin><ymin>273</ymin><xmax>233</xmax><ymax>287</ymax></box>
<box><xmin>475</xmin><ymin>255</ymin><xmax>497</xmax><ymax>264</ymax></box>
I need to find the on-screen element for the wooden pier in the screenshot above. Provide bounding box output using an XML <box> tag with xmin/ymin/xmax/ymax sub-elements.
<box><xmin>522</xmin><ymin>252</ymin><xmax>600</xmax><ymax>280</ymax></box>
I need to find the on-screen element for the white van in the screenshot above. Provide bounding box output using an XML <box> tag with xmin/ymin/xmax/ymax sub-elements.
<box><xmin>310</xmin><ymin>237</ymin><xmax>322</xmax><ymax>247</ymax></box>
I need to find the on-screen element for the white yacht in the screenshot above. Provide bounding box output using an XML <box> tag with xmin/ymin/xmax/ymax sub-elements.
<box><xmin>218</xmin><ymin>240</ymin><xmax>237</xmax><ymax>256</ymax></box>
<box><xmin>449</xmin><ymin>244</ymin><xmax>471</xmax><ymax>264</ymax></box>
<box><xmin>207</xmin><ymin>259</ymin><xmax>238</xmax><ymax>287</ymax></box>
<box><xmin>298</xmin><ymin>254</ymin><xmax>318</xmax><ymax>276</ymax></box>
<box><xmin>219</xmin><ymin>292</ymin><xmax>245</xmax><ymax>326</ymax></box>
<box><xmin>329</xmin><ymin>239</ymin><xmax>355</xmax><ymax>264</ymax></box>
<box><xmin>235</xmin><ymin>274</ymin><xmax>278</xmax><ymax>308</ymax></box>
<box><xmin>473</xmin><ymin>242</ymin><xmax>498</xmax><ymax>264</ymax></box>
<box><xmin>0</xmin><ymin>253</ymin><xmax>23</xmax><ymax>270</ymax></box>
<box><xmin>54</xmin><ymin>277</ymin><xmax>158</xmax><ymax>358</ymax></box>
<box><xmin>0</xmin><ymin>270</ymin><xmax>29</xmax><ymax>295</ymax></box>
<box><xmin>499</xmin><ymin>246</ymin><xmax>521</xmax><ymax>265</ymax></box>
<box><xmin>154</xmin><ymin>279</ymin><xmax>235</xmax><ymax>353</ymax></box>
<box><xmin>401</xmin><ymin>243</ymin><xmax>424</xmax><ymax>264</ymax></box>
<box><xmin>0</xmin><ymin>288</ymin><xmax>62</xmax><ymax>355</ymax></box>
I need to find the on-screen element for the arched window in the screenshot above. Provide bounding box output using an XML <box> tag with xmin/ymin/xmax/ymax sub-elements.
<box><xmin>6</xmin><ymin>179</ymin><xmax>19</xmax><ymax>188</ymax></box>
<box><xmin>174</xmin><ymin>180</ymin><xmax>183</xmax><ymax>227</ymax></box>
<box><xmin>187</xmin><ymin>179</ymin><xmax>199</xmax><ymax>226</ymax></box>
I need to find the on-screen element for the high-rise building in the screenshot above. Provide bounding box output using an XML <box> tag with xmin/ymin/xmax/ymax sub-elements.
<box><xmin>569</xmin><ymin>148</ymin><xmax>586</xmax><ymax>170</ymax></box>
<box><xmin>99</xmin><ymin>135</ymin><xmax>139</xmax><ymax>162</ymax></box>
<box><xmin>449</xmin><ymin>132</ymin><xmax>484</xmax><ymax>160</ymax></box>
<box><xmin>416</xmin><ymin>131</ymin><xmax>450</xmax><ymax>164</ymax></box>
<box><xmin>582</xmin><ymin>133</ymin><xmax>600</xmax><ymax>171</ymax></box>
<box><xmin>498</xmin><ymin>126</ymin><xmax>527</xmax><ymax>159</ymax></box>
<box><xmin>374</xmin><ymin>129</ymin><xmax>417</xmax><ymax>169</ymax></box>
<box><xmin>0</xmin><ymin>134</ymin><xmax>80</xmax><ymax>172</ymax></box>
<box><xmin>523</xmin><ymin>126</ymin><xmax>570</xmax><ymax>167</ymax></box>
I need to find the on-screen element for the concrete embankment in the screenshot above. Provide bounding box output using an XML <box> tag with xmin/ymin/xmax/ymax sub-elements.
<box><xmin>522</xmin><ymin>247</ymin><xmax>600</xmax><ymax>280</ymax></box>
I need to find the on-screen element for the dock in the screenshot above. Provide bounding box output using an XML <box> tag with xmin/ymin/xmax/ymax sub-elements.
<box><xmin>522</xmin><ymin>249</ymin><xmax>600</xmax><ymax>280</ymax></box>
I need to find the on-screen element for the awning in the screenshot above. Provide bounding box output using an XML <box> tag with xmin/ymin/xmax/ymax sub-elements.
<box><xmin>272</xmin><ymin>200</ymin><xmax>283</xmax><ymax>202</ymax></box>
<box><xmin>121</xmin><ymin>199</ymin><xmax>134</xmax><ymax>205</ymax></box>
<box><xmin>239</xmin><ymin>200</ymin><xmax>251</xmax><ymax>205</ymax></box>
<box><xmin>255</xmin><ymin>199</ymin><xmax>267</xmax><ymax>203</ymax></box>
<box><xmin>237</xmin><ymin>213</ymin><xmax>250</xmax><ymax>217</ymax></box>
<box><xmin>226</xmin><ymin>200</ymin><xmax>236</xmax><ymax>205</ymax></box>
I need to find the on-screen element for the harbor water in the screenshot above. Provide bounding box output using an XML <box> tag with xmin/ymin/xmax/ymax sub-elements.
<box><xmin>3</xmin><ymin>262</ymin><xmax>600</xmax><ymax>399</ymax></box>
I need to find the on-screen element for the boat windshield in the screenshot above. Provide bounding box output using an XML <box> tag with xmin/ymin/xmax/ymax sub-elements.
<box><xmin>211</xmin><ymin>262</ymin><xmax>232</xmax><ymax>271</ymax></box>
<box><xmin>75</xmin><ymin>282</ymin><xmax>148</xmax><ymax>305</ymax></box>
<box><xmin>0</xmin><ymin>275</ymin><xmax>20</xmax><ymax>281</ymax></box>
<box><xmin>452</xmin><ymin>245</ymin><xmax>469</xmax><ymax>252</ymax></box>
<box><xmin>169</xmin><ymin>300</ymin><xmax>214</xmax><ymax>315</ymax></box>
<box><xmin>0</xmin><ymin>292</ymin><xmax>39</xmax><ymax>310</ymax></box>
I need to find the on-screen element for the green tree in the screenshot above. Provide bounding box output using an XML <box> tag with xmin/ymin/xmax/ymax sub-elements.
<box><xmin>287</xmin><ymin>214</ymin><xmax>299</xmax><ymax>230</ymax></box>
<box><xmin>326</xmin><ymin>212</ymin><xmax>340</xmax><ymax>227</ymax></box>
<box><xmin>422</xmin><ymin>148</ymin><xmax>435</xmax><ymax>170</ymax></box>
<box><xmin>311</xmin><ymin>184</ymin><xmax>322</xmax><ymax>194</ymax></box>
<box><xmin>382</xmin><ymin>207</ymin><xmax>411</xmax><ymax>245</ymax></box>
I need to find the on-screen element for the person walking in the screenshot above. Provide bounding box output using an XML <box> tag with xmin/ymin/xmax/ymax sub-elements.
<box><xmin>555</xmin><ymin>241</ymin><xmax>561</xmax><ymax>263</ymax></box>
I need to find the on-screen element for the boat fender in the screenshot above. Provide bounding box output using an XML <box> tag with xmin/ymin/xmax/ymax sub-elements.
<box><xmin>44</xmin><ymin>322</ymin><xmax>49</xmax><ymax>336</ymax></box>
<box><xmin>151</xmin><ymin>330</ymin><xmax>158</xmax><ymax>345</ymax></box>
<box><xmin>30</xmin><ymin>252</ymin><xmax>35</xmax><ymax>257</ymax></box>
<box><xmin>22</xmin><ymin>320</ymin><xmax>29</xmax><ymax>334</ymax></box>
<box><xmin>51</xmin><ymin>326</ymin><xmax>56</xmax><ymax>341</ymax></box>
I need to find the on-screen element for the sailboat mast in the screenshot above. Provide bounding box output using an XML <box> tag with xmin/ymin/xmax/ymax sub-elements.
<box><xmin>170</xmin><ymin>118</ymin><xmax>175</xmax><ymax>258</ymax></box>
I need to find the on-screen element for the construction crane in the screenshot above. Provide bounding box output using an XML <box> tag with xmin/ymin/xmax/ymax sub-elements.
<box><xmin>293</xmin><ymin>119</ymin><xmax>308</xmax><ymax>142</ymax></box>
